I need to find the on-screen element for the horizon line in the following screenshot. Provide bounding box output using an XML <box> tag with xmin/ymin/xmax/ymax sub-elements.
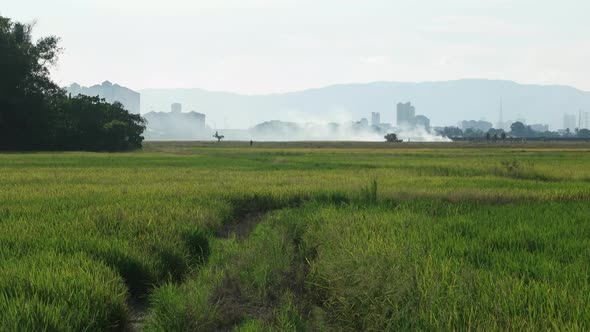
<box><xmin>64</xmin><ymin>78</ymin><xmax>590</xmax><ymax>96</ymax></box>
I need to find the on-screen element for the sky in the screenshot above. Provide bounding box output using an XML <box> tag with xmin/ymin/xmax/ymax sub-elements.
<box><xmin>3</xmin><ymin>0</ymin><xmax>590</xmax><ymax>94</ymax></box>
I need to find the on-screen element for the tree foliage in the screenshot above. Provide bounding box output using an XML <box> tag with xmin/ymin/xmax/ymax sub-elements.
<box><xmin>439</xmin><ymin>126</ymin><xmax>463</xmax><ymax>137</ymax></box>
<box><xmin>51</xmin><ymin>96</ymin><xmax>146</xmax><ymax>150</ymax></box>
<box><xmin>0</xmin><ymin>16</ymin><xmax>145</xmax><ymax>151</ymax></box>
<box><xmin>509</xmin><ymin>122</ymin><xmax>531</xmax><ymax>137</ymax></box>
<box><xmin>463</xmin><ymin>128</ymin><xmax>484</xmax><ymax>138</ymax></box>
<box><xmin>384</xmin><ymin>133</ymin><xmax>401</xmax><ymax>142</ymax></box>
<box><xmin>509</xmin><ymin>122</ymin><xmax>563</xmax><ymax>138</ymax></box>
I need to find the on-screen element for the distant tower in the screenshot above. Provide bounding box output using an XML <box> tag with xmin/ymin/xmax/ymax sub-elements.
<box><xmin>497</xmin><ymin>98</ymin><xmax>504</xmax><ymax>130</ymax></box>
<box><xmin>171</xmin><ymin>103</ymin><xmax>182</xmax><ymax>113</ymax></box>
<box><xmin>414</xmin><ymin>115</ymin><xmax>431</xmax><ymax>130</ymax></box>
<box><xmin>371</xmin><ymin>112</ymin><xmax>381</xmax><ymax>126</ymax></box>
<box><xmin>563</xmin><ymin>113</ymin><xmax>576</xmax><ymax>130</ymax></box>
<box><xmin>396</xmin><ymin>102</ymin><xmax>415</xmax><ymax>127</ymax></box>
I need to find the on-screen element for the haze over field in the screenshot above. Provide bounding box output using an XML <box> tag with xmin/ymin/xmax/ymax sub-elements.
<box><xmin>140</xmin><ymin>80</ymin><xmax>590</xmax><ymax>130</ymax></box>
<box><xmin>5</xmin><ymin>1</ymin><xmax>590</xmax><ymax>135</ymax></box>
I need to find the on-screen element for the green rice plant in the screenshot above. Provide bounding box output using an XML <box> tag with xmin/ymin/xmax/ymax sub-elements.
<box><xmin>294</xmin><ymin>201</ymin><xmax>590</xmax><ymax>331</ymax></box>
<box><xmin>1</xmin><ymin>143</ymin><xmax>590</xmax><ymax>330</ymax></box>
<box><xmin>0</xmin><ymin>251</ymin><xmax>128</xmax><ymax>331</ymax></box>
<box><xmin>360</xmin><ymin>179</ymin><xmax>378</xmax><ymax>204</ymax></box>
<box><xmin>493</xmin><ymin>159</ymin><xmax>551</xmax><ymax>181</ymax></box>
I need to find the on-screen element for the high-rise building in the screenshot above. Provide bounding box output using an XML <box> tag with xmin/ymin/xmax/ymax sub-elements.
<box><xmin>496</xmin><ymin>99</ymin><xmax>504</xmax><ymax>130</ymax></box>
<box><xmin>396</xmin><ymin>102</ymin><xmax>415</xmax><ymax>127</ymax></box>
<box><xmin>414</xmin><ymin>115</ymin><xmax>430</xmax><ymax>130</ymax></box>
<box><xmin>143</xmin><ymin>110</ymin><xmax>207</xmax><ymax>139</ymax></box>
<box><xmin>371</xmin><ymin>112</ymin><xmax>381</xmax><ymax>126</ymax></box>
<box><xmin>461</xmin><ymin>120</ymin><xmax>493</xmax><ymax>132</ymax></box>
<box><xmin>171</xmin><ymin>103</ymin><xmax>182</xmax><ymax>113</ymax></box>
<box><xmin>530</xmin><ymin>124</ymin><xmax>549</xmax><ymax>132</ymax></box>
<box><xmin>563</xmin><ymin>113</ymin><xmax>577</xmax><ymax>130</ymax></box>
<box><xmin>579</xmin><ymin>110</ymin><xmax>589</xmax><ymax>129</ymax></box>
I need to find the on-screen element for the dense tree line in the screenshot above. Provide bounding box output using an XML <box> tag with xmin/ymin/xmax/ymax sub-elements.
<box><xmin>0</xmin><ymin>16</ymin><xmax>145</xmax><ymax>151</ymax></box>
<box><xmin>438</xmin><ymin>122</ymin><xmax>589</xmax><ymax>140</ymax></box>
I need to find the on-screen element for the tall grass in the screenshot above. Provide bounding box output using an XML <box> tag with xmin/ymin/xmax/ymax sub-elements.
<box><xmin>295</xmin><ymin>201</ymin><xmax>590</xmax><ymax>330</ymax></box>
<box><xmin>1</xmin><ymin>143</ymin><xmax>590</xmax><ymax>330</ymax></box>
<box><xmin>0</xmin><ymin>252</ymin><xmax>128</xmax><ymax>330</ymax></box>
<box><xmin>360</xmin><ymin>179</ymin><xmax>378</xmax><ymax>203</ymax></box>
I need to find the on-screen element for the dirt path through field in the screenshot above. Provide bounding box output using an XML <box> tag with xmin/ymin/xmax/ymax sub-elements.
<box><xmin>126</xmin><ymin>206</ymin><xmax>273</xmax><ymax>331</ymax></box>
<box><xmin>127</xmin><ymin>298</ymin><xmax>147</xmax><ymax>332</ymax></box>
<box><xmin>218</xmin><ymin>211</ymin><xmax>265</xmax><ymax>239</ymax></box>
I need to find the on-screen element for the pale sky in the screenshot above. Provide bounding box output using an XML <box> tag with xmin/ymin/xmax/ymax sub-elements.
<box><xmin>3</xmin><ymin>0</ymin><xmax>590</xmax><ymax>93</ymax></box>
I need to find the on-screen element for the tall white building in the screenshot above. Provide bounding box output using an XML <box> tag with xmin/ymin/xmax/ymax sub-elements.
<box><xmin>578</xmin><ymin>110</ymin><xmax>589</xmax><ymax>129</ymax></box>
<box><xmin>171</xmin><ymin>103</ymin><xmax>182</xmax><ymax>113</ymax></box>
<box><xmin>371</xmin><ymin>112</ymin><xmax>381</xmax><ymax>126</ymax></box>
<box><xmin>563</xmin><ymin>113</ymin><xmax>577</xmax><ymax>130</ymax></box>
<box><xmin>396</xmin><ymin>102</ymin><xmax>415</xmax><ymax>126</ymax></box>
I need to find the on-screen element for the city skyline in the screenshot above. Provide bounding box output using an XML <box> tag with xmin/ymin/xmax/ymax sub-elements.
<box><xmin>68</xmin><ymin>79</ymin><xmax>588</xmax><ymax>130</ymax></box>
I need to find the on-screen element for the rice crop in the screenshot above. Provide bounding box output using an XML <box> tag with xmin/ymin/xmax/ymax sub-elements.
<box><xmin>1</xmin><ymin>142</ymin><xmax>589</xmax><ymax>330</ymax></box>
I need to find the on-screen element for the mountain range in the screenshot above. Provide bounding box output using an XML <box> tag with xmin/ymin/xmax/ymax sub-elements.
<box><xmin>139</xmin><ymin>79</ymin><xmax>590</xmax><ymax>130</ymax></box>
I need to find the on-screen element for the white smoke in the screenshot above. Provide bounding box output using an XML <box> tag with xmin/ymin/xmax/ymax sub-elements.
<box><xmin>144</xmin><ymin>108</ymin><xmax>451</xmax><ymax>142</ymax></box>
<box><xmin>219</xmin><ymin>121</ymin><xmax>449</xmax><ymax>142</ymax></box>
<box><xmin>395</xmin><ymin>126</ymin><xmax>451</xmax><ymax>142</ymax></box>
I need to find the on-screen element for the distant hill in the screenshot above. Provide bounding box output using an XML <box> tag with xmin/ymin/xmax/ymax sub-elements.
<box><xmin>67</xmin><ymin>81</ymin><xmax>140</xmax><ymax>114</ymax></box>
<box><xmin>140</xmin><ymin>80</ymin><xmax>590</xmax><ymax>130</ymax></box>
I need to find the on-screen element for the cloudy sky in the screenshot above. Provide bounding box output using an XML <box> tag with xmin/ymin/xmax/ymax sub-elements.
<box><xmin>4</xmin><ymin>0</ymin><xmax>590</xmax><ymax>93</ymax></box>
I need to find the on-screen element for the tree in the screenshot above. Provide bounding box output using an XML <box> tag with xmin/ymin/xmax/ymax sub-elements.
<box><xmin>501</xmin><ymin>132</ymin><xmax>507</xmax><ymax>142</ymax></box>
<box><xmin>510</xmin><ymin>122</ymin><xmax>533</xmax><ymax>137</ymax></box>
<box><xmin>539</xmin><ymin>130</ymin><xmax>560</xmax><ymax>138</ymax></box>
<box><xmin>578</xmin><ymin>128</ymin><xmax>590</xmax><ymax>138</ymax></box>
<box><xmin>463</xmin><ymin>128</ymin><xmax>484</xmax><ymax>138</ymax></box>
<box><xmin>384</xmin><ymin>133</ymin><xmax>401</xmax><ymax>142</ymax></box>
<box><xmin>51</xmin><ymin>96</ymin><xmax>146</xmax><ymax>150</ymax></box>
<box><xmin>0</xmin><ymin>15</ymin><xmax>146</xmax><ymax>151</ymax></box>
<box><xmin>440</xmin><ymin>126</ymin><xmax>463</xmax><ymax>137</ymax></box>
<box><xmin>0</xmin><ymin>16</ymin><xmax>62</xmax><ymax>149</ymax></box>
